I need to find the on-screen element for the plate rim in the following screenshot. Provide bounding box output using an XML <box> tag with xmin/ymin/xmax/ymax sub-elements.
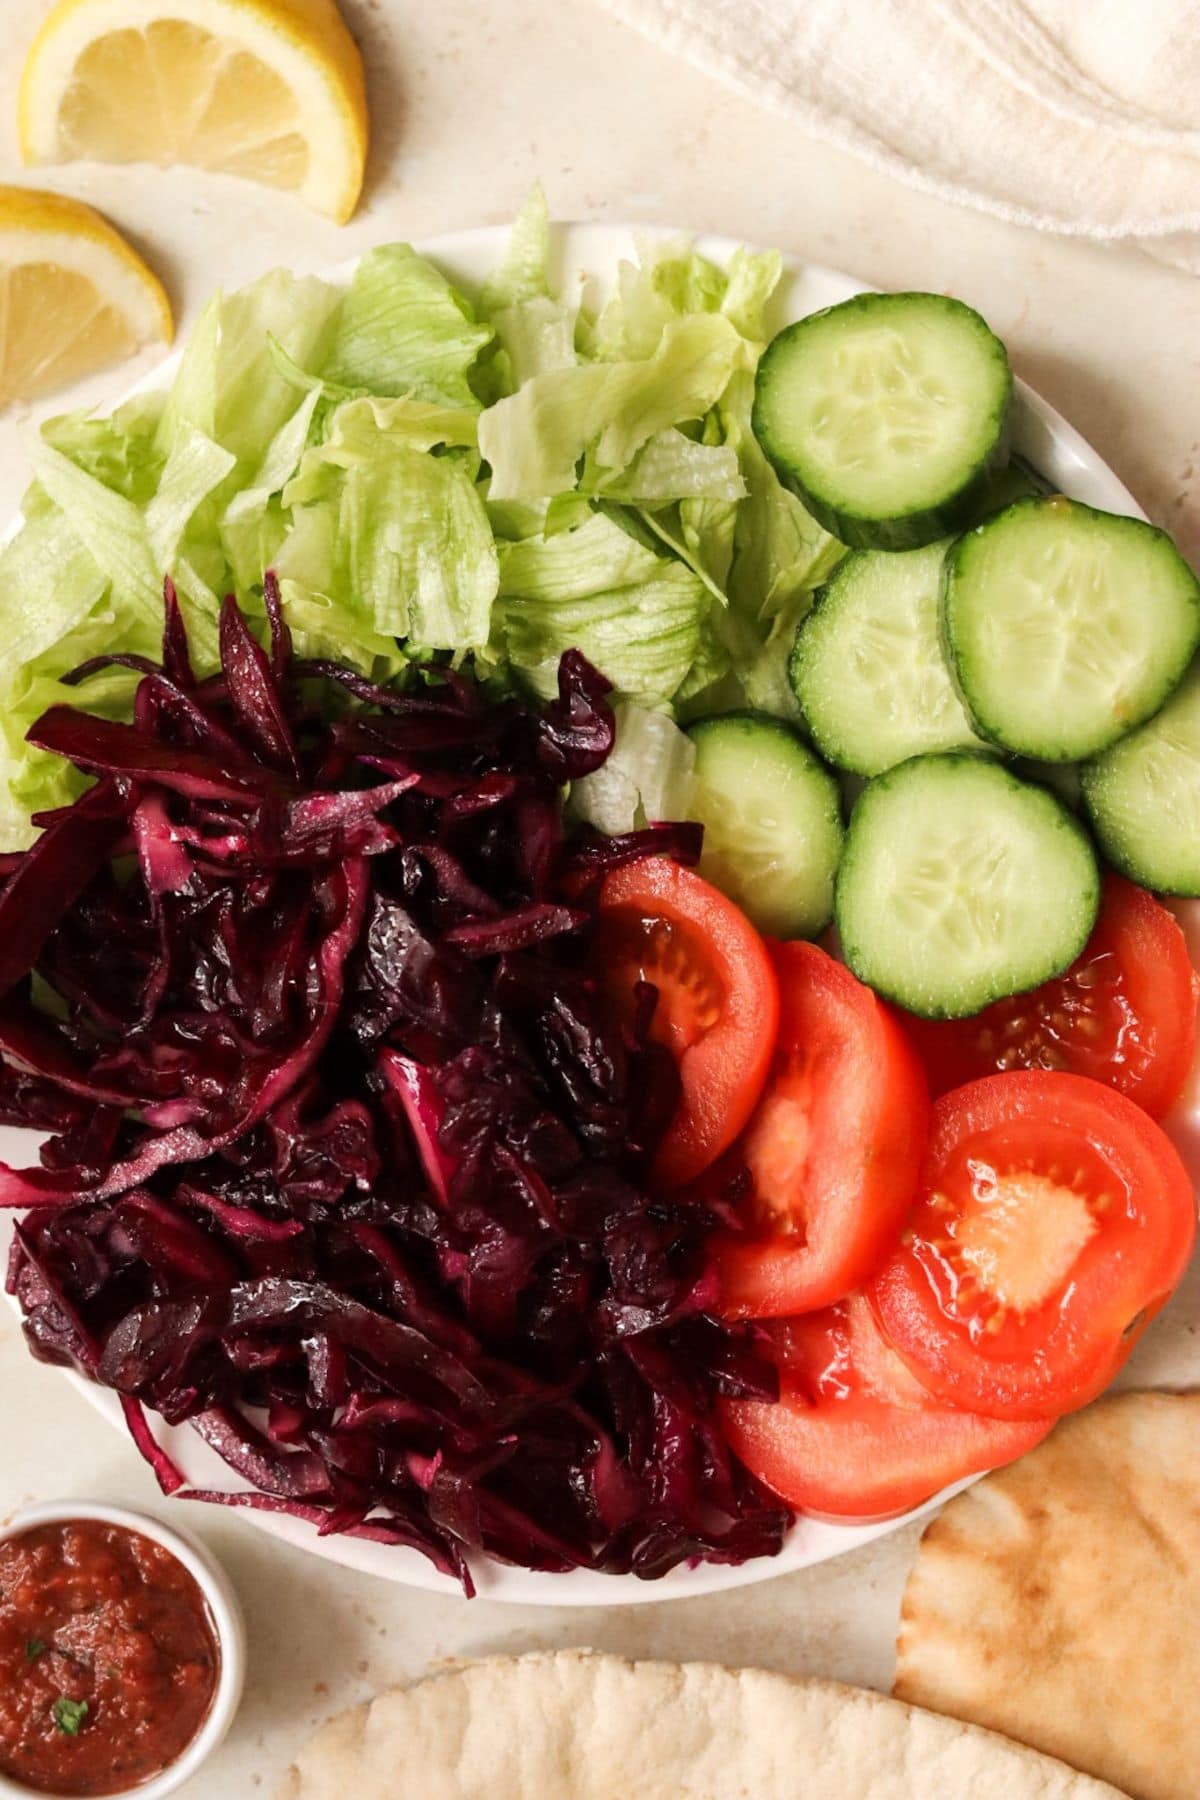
<box><xmin>0</xmin><ymin>218</ymin><xmax>1148</xmax><ymax>1606</ymax></box>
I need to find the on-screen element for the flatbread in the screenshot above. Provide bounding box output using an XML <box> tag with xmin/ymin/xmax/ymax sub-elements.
<box><xmin>895</xmin><ymin>1391</ymin><xmax>1200</xmax><ymax>1800</ymax></box>
<box><xmin>275</xmin><ymin>1649</ymin><xmax>1124</xmax><ymax>1798</ymax></box>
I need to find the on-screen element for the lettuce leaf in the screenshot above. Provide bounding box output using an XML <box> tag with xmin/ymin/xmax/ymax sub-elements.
<box><xmin>219</xmin><ymin>389</ymin><xmax>321</xmax><ymax>591</ymax></box>
<box><xmin>41</xmin><ymin>393</ymin><xmax>166</xmax><ymax>502</ymax></box>
<box><xmin>584</xmin><ymin>236</ymin><xmax>781</xmax><ymax>361</ymax></box>
<box><xmin>0</xmin><ymin>489</ymin><xmax>109</xmax><ymax>669</ymax></box>
<box><xmin>479</xmin><ymin>312</ymin><xmax>750</xmax><ymax>500</ymax></box>
<box><xmin>278</xmin><ymin>394</ymin><xmax>496</xmax><ymax>648</ymax></box>
<box><xmin>145</xmin><ymin>422</ymin><xmax>238</xmax><ymax>571</ymax></box>
<box><xmin>586</xmin><ymin>237</ymin><xmax>729</xmax><ymax>361</ymax></box>
<box><xmin>285</xmin><ymin>442</ymin><xmax>496</xmax><ymax>649</ymax></box>
<box><xmin>271</xmin><ymin>504</ymin><xmax>407</xmax><ymax>677</ymax></box>
<box><xmin>721</xmin><ymin>246</ymin><xmax>784</xmax><ymax>342</ymax></box>
<box><xmin>479</xmin><ymin>183</ymin><xmax>554</xmax><ymax>315</ymax></box>
<box><xmin>496</xmin><ymin>513</ymin><xmax>709</xmax><ymax>705</ymax></box>
<box><xmin>323</xmin><ymin>245</ymin><xmax>492</xmax><ymax>405</ymax></box>
<box><xmin>733</xmin><ymin>599</ymin><xmax>811</xmax><ymax>719</ymax></box>
<box><xmin>285</xmin><ymin>396</ymin><xmax>479</xmax><ymax>500</ymax></box>
<box><xmin>0</xmin><ymin>607</ymin><xmax>142</xmax><ymax>849</ymax></box>
<box><xmin>28</xmin><ymin>439</ymin><xmax>166</xmax><ymax>632</ymax></box>
<box><xmin>476</xmin><ymin>187</ymin><xmax>577</xmax><ymax>398</ymax></box>
<box><xmin>569</xmin><ymin>700</ymin><xmax>696</xmax><ymax>832</ymax></box>
<box><xmin>581</xmin><ymin>427</ymin><xmax>744</xmax><ymax>504</ymax></box>
<box><xmin>162</xmin><ymin>271</ymin><xmax>341</xmax><ymax>480</ymax></box>
<box><xmin>720</xmin><ymin>371</ymin><xmax>844</xmax><ymax>622</ymax></box>
<box><xmin>490</xmin><ymin>297</ymin><xmax>577</xmax><ymax>394</ymax></box>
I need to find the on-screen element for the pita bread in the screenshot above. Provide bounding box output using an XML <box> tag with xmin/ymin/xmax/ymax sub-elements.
<box><xmin>895</xmin><ymin>1391</ymin><xmax>1200</xmax><ymax>1800</ymax></box>
<box><xmin>274</xmin><ymin>1649</ymin><xmax>1124</xmax><ymax>1798</ymax></box>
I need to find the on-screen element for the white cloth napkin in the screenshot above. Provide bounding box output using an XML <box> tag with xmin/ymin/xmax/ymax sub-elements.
<box><xmin>595</xmin><ymin>0</ymin><xmax>1200</xmax><ymax>271</ymax></box>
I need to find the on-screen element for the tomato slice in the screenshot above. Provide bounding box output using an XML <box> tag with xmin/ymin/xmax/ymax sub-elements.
<box><xmin>903</xmin><ymin>875</ymin><xmax>1198</xmax><ymax>1119</ymax></box>
<box><xmin>869</xmin><ymin>1071</ymin><xmax>1197</xmax><ymax>1420</ymax></box>
<box><xmin>721</xmin><ymin>1294</ymin><xmax>1051</xmax><ymax>1520</ymax></box>
<box><xmin>711</xmin><ymin>941</ymin><xmax>928</xmax><ymax>1317</ymax></box>
<box><xmin>595</xmin><ymin>859</ymin><xmax>779</xmax><ymax>1187</ymax></box>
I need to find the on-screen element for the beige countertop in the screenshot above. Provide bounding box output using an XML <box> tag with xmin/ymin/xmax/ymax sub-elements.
<box><xmin>1</xmin><ymin>2</ymin><xmax>1198</xmax><ymax>1793</ymax></box>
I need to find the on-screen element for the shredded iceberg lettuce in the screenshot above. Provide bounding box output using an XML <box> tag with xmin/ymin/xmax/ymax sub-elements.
<box><xmin>495</xmin><ymin>513</ymin><xmax>709</xmax><ymax>707</ymax></box>
<box><xmin>0</xmin><ymin>194</ymin><xmax>838</xmax><ymax>845</ymax></box>
<box><xmin>570</xmin><ymin>700</ymin><xmax>697</xmax><ymax>833</ymax></box>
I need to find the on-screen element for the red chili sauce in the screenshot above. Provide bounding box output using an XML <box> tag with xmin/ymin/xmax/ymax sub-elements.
<box><xmin>0</xmin><ymin>1520</ymin><xmax>219</xmax><ymax>1796</ymax></box>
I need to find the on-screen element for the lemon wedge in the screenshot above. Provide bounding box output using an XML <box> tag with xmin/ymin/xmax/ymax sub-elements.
<box><xmin>19</xmin><ymin>0</ymin><xmax>369</xmax><ymax>224</ymax></box>
<box><xmin>0</xmin><ymin>184</ymin><xmax>173</xmax><ymax>410</ymax></box>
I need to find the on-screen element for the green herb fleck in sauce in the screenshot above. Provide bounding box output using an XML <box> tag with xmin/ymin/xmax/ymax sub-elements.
<box><xmin>52</xmin><ymin>1697</ymin><xmax>88</xmax><ymax>1736</ymax></box>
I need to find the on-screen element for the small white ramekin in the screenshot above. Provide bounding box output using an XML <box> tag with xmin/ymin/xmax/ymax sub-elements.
<box><xmin>0</xmin><ymin>1501</ymin><xmax>246</xmax><ymax>1800</ymax></box>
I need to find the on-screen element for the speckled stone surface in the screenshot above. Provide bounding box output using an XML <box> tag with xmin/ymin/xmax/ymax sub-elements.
<box><xmin>0</xmin><ymin>3</ymin><xmax>1197</xmax><ymax>1792</ymax></box>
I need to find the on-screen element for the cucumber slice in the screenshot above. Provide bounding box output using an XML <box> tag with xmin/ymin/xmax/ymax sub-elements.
<box><xmin>1082</xmin><ymin>659</ymin><xmax>1200</xmax><ymax>894</ymax></box>
<box><xmin>687</xmin><ymin>712</ymin><xmax>843</xmax><ymax>938</ymax></box>
<box><xmin>836</xmin><ymin>754</ymin><xmax>1100</xmax><ymax>1018</ymax></box>
<box><xmin>753</xmin><ymin>292</ymin><xmax>1011</xmax><ymax>552</ymax></box>
<box><xmin>944</xmin><ymin>497</ymin><xmax>1200</xmax><ymax>763</ymax></box>
<box><xmin>790</xmin><ymin>540</ymin><xmax>986</xmax><ymax>776</ymax></box>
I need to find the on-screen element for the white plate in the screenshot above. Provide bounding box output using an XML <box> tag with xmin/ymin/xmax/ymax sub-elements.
<box><xmin>0</xmin><ymin>221</ymin><xmax>1180</xmax><ymax>1606</ymax></box>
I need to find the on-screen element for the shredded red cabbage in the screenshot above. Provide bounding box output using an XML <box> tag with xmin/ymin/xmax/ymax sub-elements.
<box><xmin>0</xmin><ymin>579</ymin><xmax>788</xmax><ymax>1591</ymax></box>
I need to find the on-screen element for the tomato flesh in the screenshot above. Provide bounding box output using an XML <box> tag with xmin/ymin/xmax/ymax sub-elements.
<box><xmin>712</xmin><ymin>941</ymin><xmax>928</xmax><ymax>1317</ymax></box>
<box><xmin>869</xmin><ymin>1071</ymin><xmax>1198</xmax><ymax>1420</ymax></box>
<box><xmin>721</xmin><ymin>1294</ymin><xmax>1051</xmax><ymax>1520</ymax></box>
<box><xmin>904</xmin><ymin>875</ymin><xmax>1197</xmax><ymax>1119</ymax></box>
<box><xmin>595</xmin><ymin>859</ymin><xmax>779</xmax><ymax>1187</ymax></box>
